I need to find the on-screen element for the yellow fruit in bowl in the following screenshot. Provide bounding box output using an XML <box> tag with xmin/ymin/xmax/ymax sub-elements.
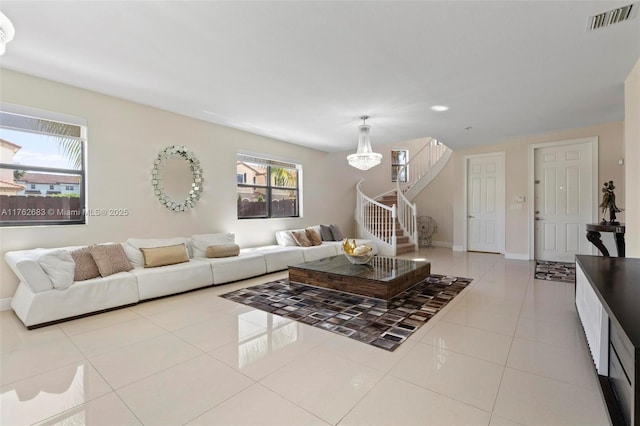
<box><xmin>342</xmin><ymin>239</ymin><xmax>358</xmax><ymax>254</ymax></box>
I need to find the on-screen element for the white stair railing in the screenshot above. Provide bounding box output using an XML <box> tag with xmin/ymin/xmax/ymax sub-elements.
<box><xmin>396</xmin><ymin>166</ymin><xmax>418</xmax><ymax>248</ymax></box>
<box><xmin>401</xmin><ymin>138</ymin><xmax>452</xmax><ymax>201</ymax></box>
<box><xmin>355</xmin><ymin>179</ymin><xmax>396</xmax><ymax>256</ymax></box>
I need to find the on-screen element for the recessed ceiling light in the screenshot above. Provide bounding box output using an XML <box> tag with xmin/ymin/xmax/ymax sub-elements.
<box><xmin>431</xmin><ymin>105</ymin><xmax>449</xmax><ymax>112</ymax></box>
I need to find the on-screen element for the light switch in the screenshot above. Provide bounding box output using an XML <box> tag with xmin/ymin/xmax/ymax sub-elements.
<box><xmin>516</xmin><ymin>195</ymin><xmax>526</xmax><ymax>203</ymax></box>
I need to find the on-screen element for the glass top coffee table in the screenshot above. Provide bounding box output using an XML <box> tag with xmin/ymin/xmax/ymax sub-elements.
<box><xmin>288</xmin><ymin>255</ymin><xmax>431</xmax><ymax>300</ymax></box>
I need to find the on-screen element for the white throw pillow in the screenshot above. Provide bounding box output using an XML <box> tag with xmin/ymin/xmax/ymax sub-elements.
<box><xmin>125</xmin><ymin>237</ymin><xmax>190</xmax><ymax>267</ymax></box>
<box><xmin>191</xmin><ymin>233</ymin><xmax>235</xmax><ymax>258</ymax></box>
<box><xmin>275</xmin><ymin>230</ymin><xmax>301</xmax><ymax>247</ymax></box>
<box><xmin>15</xmin><ymin>259</ymin><xmax>54</xmax><ymax>292</ymax></box>
<box><xmin>38</xmin><ymin>250</ymin><xmax>75</xmax><ymax>290</ymax></box>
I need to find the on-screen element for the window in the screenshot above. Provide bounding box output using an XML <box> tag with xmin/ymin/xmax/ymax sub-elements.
<box><xmin>391</xmin><ymin>149</ymin><xmax>409</xmax><ymax>183</ymax></box>
<box><xmin>0</xmin><ymin>107</ymin><xmax>87</xmax><ymax>226</ymax></box>
<box><xmin>237</xmin><ymin>154</ymin><xmax>300</xmax><ymax>219</ymax></box>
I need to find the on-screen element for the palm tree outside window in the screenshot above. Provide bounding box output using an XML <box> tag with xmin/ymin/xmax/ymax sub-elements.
<box><xmin>0</xmin><ymin>109</ymin><xmax>87</xmax><ymax>226</ymax></box>
<box><xmin>236</xmin><ymin>154</ymin><xmax>301</xmax><ymax>219</ymax></box>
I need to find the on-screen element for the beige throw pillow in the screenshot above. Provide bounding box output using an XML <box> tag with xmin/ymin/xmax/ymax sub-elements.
<box><xmin>71</xmin><ymin>247</ymin><xmax>101</xmax><ymax>281</ymax></box>
<box><xmin>291</xmin><ymin>230</ymin><xmax>312</xmax><ymax>247</ymax></box>
<box><xmin>305</xmin><ymin>228</ymin><xmax>322</xmax><ymax>246</ymax></box>
<box><xmin>140</xmin><ymin>243</ymin><xmax>190</xmax><ymax>268</ymax></box>
<box><xmin>206</xmin><ymin>244</ymin><xmax>240</xmax><ymax>258</ymax></box>
<box><xmin>90</xmin><ymin>244</ymin><xmax>134</xmax><ymax>277</ymax></box>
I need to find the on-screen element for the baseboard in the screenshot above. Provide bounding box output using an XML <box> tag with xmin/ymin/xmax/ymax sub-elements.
<box><xmin>452</xmin><ymin>245</ymin><xmax>464</xmax><ymax>252</ymax></box>
<box><xmin>431</xmin><ymin>241</ymin><xmax>453</xmax><ymax>248</ymax></box>
<box><xmin>0</xmin><ymin>298</ymin><xmax>12</xmax><ymax>311</ymax></box>
<box><xmin>504</xmin><ymin>252</ymin><xmax>530</xmax><ymax>260</ymax></box>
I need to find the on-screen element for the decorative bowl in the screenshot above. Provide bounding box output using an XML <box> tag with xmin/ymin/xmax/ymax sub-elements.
<box><xmin>344</xmin><ymin>251</ymin><xmax>374</xmax><ymax>265</ymax></box>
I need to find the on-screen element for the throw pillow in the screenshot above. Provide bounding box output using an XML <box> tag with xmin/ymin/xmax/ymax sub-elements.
<box><xmin>291</xmin><ymin>230</ymin><xmax>312</xmax><ymax>247</ymax></box>
<box><xmin>191</xmin><ymin>233</ymin><xmax>235</xmax><ymax>258</ymax></box>
<box><xmin>125</xmin><ymin>237</ymin><xmax>190</xmax><ymax>267</ymax></box>
<box><xmin>329</xmin><ymin>224</ymin><xmax>344</xmax><ymax>241</ymax></box>
<box><xmin>305</xmin><ymin>228</ymin><xmax>322</xmax><ymax>246</ymax></box>
<box><xmin>275</xmin><ymin>230</ymin><xmax>298</xmax><ymax>246</ymax></box>
<box><xmin>206</xmin><ymin>244</ymin><xmax>240</xmax><ymax>258</ymax></box>
<box><xmin>70</xmin><ymin>247</ymin><xmax>101</xmax><ymax>281</ymax></box>
<box><xmin>320</xmin><ymin>224</ymin><xmax>334</xmax><ymax>241</ymax></box>
<box><xmin>140</xmin><ymin>243</ymin><xmax>190</xmax><ymax>268</ymax></box>
<box><xmin>39</xmin><ymin>250</ymin><xmax>76</xmax><ymax>290</ymax></box>
<box><xmin>90</xmin><ymin>244</ymin><xmax>134</xmax><ymax>277</ymax></box>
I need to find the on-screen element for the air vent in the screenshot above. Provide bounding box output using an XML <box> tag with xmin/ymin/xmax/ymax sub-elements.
<box><xmin>588</xmin><ymin>4</ymin><xmax>635</xmax><ymax>31</ymax></box>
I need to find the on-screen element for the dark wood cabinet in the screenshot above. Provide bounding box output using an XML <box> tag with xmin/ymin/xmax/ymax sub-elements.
<box><xmin>576</xmin><ymin>255</ymin><xmax>640</xmax><ymax>426</ymax></box>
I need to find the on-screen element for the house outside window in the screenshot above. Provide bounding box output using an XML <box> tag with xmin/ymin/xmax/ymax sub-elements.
<box><xmin>0</xmin><ymin>107</ymin><xmax>87</xmax><ymax>226</ymax></box>
<box><xmin>391</xmin><ymin>149</ymin><xmax>409</xmax><ymax>183</ymax></box>
<box><xmin>236</xmin><ymin>154</ymin><xmax>301</xmax><ymax>219</ymax></box>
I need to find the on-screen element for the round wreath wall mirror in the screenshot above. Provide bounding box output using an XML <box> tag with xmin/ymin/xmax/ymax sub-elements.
<box><xmin>152</xmin><ymin>146</ymin><xmax>203</xmax><ymax>211</ymax></box>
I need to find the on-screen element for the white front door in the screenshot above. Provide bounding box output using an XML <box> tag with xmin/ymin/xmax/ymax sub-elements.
<box><xmin>534</xmin><ymin>141</ymin><xmax>595</xmax><ymax>262</ymax></box>
<box><xmin>467</xmin><ymin>154</ymin><xmax>505</xmax><ymax>253</ymax></box>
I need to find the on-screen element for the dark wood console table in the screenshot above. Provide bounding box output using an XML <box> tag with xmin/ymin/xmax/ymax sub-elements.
<box><xmin>586</xmin><ymin>223</ymin><xmax>625</xmax><ymax>257</ymax></box>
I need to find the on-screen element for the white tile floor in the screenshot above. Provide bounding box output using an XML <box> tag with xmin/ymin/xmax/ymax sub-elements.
<box><xmin>0</xmin><ymin>248</ymin><xmax>610</xmax><ymax>425</ymax></box>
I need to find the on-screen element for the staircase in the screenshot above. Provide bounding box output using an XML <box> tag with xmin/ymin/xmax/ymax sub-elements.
<box><xmin>378</xmin><ymin>194</ymin><xmax>416</xmax><ymax>255</ymax></box>
<box><xmin>355</xmin><ymin>138</ymin><xmax>452</xmax><ymax>256</ymax></box>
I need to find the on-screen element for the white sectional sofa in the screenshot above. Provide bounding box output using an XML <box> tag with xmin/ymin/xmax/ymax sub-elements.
<box><xmin>4</xmin><ymin>227</ymin><xmax>378</xmax><ymax>328</ymax></box>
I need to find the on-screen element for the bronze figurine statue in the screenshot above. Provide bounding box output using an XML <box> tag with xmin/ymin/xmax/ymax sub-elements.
<box><xmin>600</xmin><ymin>180</ymin><xmax>623</xmax><ymax>225</ymax></box>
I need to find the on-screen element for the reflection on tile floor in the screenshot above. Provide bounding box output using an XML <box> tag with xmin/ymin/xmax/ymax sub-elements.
<box><xmin>0</xmin><ymin>248</ymin><xmax>609</xmax><ymax>425</ymax></box>
<box><xmin>220</xmin><ymin>274</ymin><xmax>471</xmax><ymax>351</ymax></box>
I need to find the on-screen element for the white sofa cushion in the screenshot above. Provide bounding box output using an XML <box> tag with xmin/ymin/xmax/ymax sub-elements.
<box><xmin>125</xmin><ymin>237</ymin><xmax>190</xmax><ymax>267</ymax></box>
<box><xmin>132</xmin><ymin>259</ymin><xmax>213</xmax><ymax>300</ymax></box>
<box><xmin>14</xmin><ymin>259</ymin><xmax>53</xmax><ymax>292</ymax></box>
<box><xmin>299</xmin><ymin>244</ymin><xmax>340</xmax><ymax>262</ymax></box>
<box><xmin>10</xmin><ymin>271</ymin><xmax>139</xmax><ymax>327</ymax></box>
<box><xmin>202</xmin><ymin>252</ymin><xmax>267</xmax><ymax>285</ymax></box>
<box><xmin>38</xmin><ymin>250</ymin><xmax>75</xmax><ymax>290</ymax></box>
<box><xmin>5</xmin><ymin>248</ymin><xmax>85</xmax><ymax>293</ymax></box>
<box><xmin>191</xmin><ymin>233</ymin><xmax>235</xmax><ymax>258</ymax></box>
<box><xmin>241</xmin><ymin>245</ymin><xmax>304</xmax><ymax>273</ymax></box>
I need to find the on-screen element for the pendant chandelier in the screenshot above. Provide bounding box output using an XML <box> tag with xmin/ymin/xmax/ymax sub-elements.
<box><xmin>347</xmin><ymin>115</ymin><xmax>382</xmax><ymax>170</ymax></box>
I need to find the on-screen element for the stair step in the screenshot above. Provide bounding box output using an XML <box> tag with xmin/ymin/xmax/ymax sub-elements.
<box><xmin>396</xmin><ymin>243</ymin><xmax>417</xmax><ymax>255</ymax></box>
<box><xmin>396</xmin><ymin>235</ymin><xmax>409</xmax><ymax>244</ymax></box>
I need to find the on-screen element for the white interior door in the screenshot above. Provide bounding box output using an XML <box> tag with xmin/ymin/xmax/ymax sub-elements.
<box><xmin>534</xmin><ymin>141</ymin><xmax>594</xmax><ymax>262</ymax></box>
<box><xmin>467</xmin><ymin>154</ymin><xmax>505</xmax><ymax>253</ymax></box>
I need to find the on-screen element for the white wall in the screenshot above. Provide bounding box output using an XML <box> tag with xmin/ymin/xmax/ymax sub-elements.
<box><xmin>625</xmin><ymin>57</ymin><xmax>640</xmax><ymax>258</ymax></box>
<box><xmin>448</xmin><ymin>122</ymin><xmax>625</xmax><ymax>257</ymax></box>
<box><xmin>0</xmin><ymin>70</ymin><xmax>346</xmax><ymax>299</ymax></box>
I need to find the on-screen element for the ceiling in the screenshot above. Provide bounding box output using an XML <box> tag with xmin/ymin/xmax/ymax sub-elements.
<box><xmin>0</xmin><ymin>1</ymin><xmax>638</xmax><ymax>152</ymax></box>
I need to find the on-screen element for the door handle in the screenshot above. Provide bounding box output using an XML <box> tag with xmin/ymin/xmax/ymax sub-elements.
<box><xmin>535</xmin><ymin>217</ymin><xmax>542</xmax><ymax>221</ymax></box>
<box><xmin>468</xmin><ymin>215</ymin><xmax>475</xmax><ymax>219</ymax></box>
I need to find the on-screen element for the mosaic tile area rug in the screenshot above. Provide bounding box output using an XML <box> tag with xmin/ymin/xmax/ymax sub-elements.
<box><xmin>535</xmin><ymin>260</ymin><xmax>576</xmax><ymax>284</ymax></box>
<box><xmin>220</xmin><ymin>275</ymin><xmax>471</xmax><ymax>351</ymax></box>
